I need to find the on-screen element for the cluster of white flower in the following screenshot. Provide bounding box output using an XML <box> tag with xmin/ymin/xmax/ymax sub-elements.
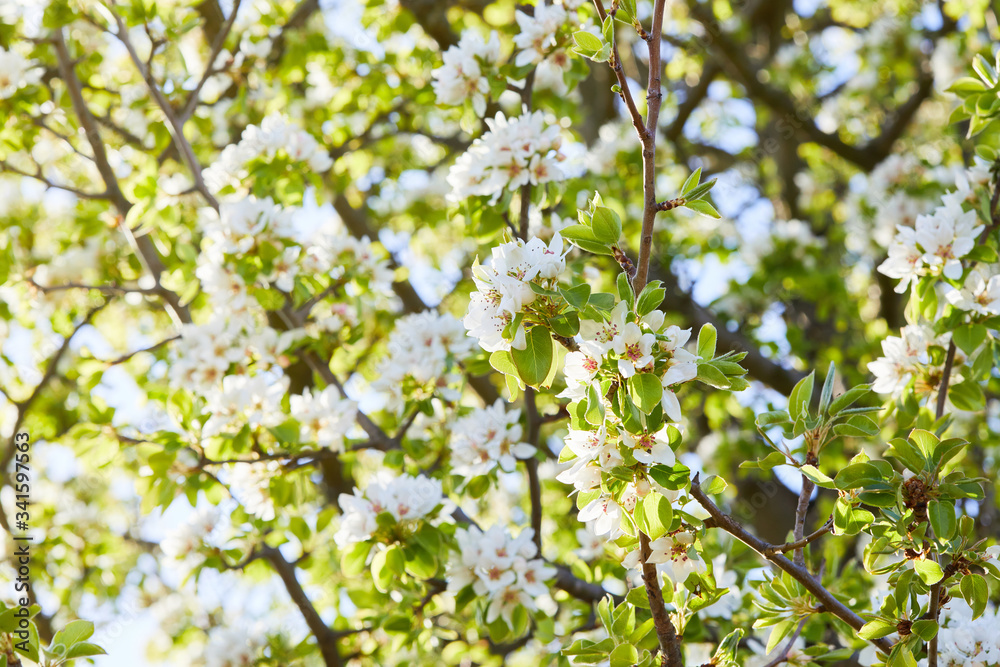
<box><xmin>432</xmin><ymin>30</ymin><xmax>501</xmax><ymax>116</ymax></box>
<box><xmin>160</xmin><ymin>505</ymin><xmax>220</xmax><ymax>569</ymax></box>
<box><xmin>203</xmin><ymin>372</ymin><xmax>289</xmax><ymax>437</ymax></box>
<box><xmin>878</xmin><ymin>186</ymin><xmax>984</xmax><ymax>292</ymax></box>
<box><xmin>226</xmin><ymin>460</ymin><xmax>281</xmax><ymax>521</ymax></box>
<box><xmin>449</xmin><ymin>399</ymin><xmax>535</xmax><ymax>477</ymax></box>
<box><xmin>945</xmin><ymin>268</ymin><xmax>1000</xmax><ymax>317</ymax></box>
<box><xmin>169</xmin><ymin>316</ymin><xmax>252</xmax><ymax>393</ymax></box>
<box><xmin>0</xmin><ymin>47</ymin><xmax>42</xmax><ymax>99</ymax></box>
<box><xmin>918</xmin><ymin>602</ymin><xmax>1000</xmax><ymax>667</ymax></box>
<box><xmin>845</xmin><ymin>157</ymin><xmax>989</xmax><ymax>256</ymax></box>
<box><xmin>202</xmin><ymin>624</ymin><xmax>264</xmax><ymax>667</ymax></box>
<box><xmin>447</xmin><ymin>525</ymin><xmax>554</xmax><ymax>625</ymax></box>
<box><xmin>203</xmin><ymin>113</ymin><xmax>333</xmax><ymax>193</ymax></box>
<box><xmin>371</xmin><ymin>311</ymin><xmax>476</xmax><ymax>410</ymax></box>
<box><xmin>447</xmin><ymin>111</ymin><xmax>571</xmax><ymax>203</ymax></box>
<box><xmin>622</xmin><ymin>529</ymin><xmax>705</xmax><ymax>583</ymax></box>
<box><xmin>562</xmin><ymin>302</ymin><xmax>699</xmax><ymax>421</ymax></box>
<box><xmin>289</xmin><ymin>386</ymin><xmax>357</xmax><ymax>451</ymax></box>
<box><xmin>464</xmin><ymin>233</ymin><xmax>566</xmax><ymax>352</ymax></box>
<box><xmin>201</xmin><ymin>196</ymin><xmax>295</xmax><ymax>262</ymax></box>
<box><xmin>335</xmin><ymin>472</ymin><xmax>449</xmax><ymax>547</ymax></box>
<box><xmin>554</xmin><ymin>304</ymin><xmax>703</xmax><ymax>538</ymax></box>
<box><xmin>868</xmin><ymin>324</ymin><xmax>959</xmax><ymax>397</ymax></box>
<box><xmin>195</xmin><ymin>194</ymin><xmax>392</xmax><ymax>317</ymax></box>
<box><xmin>513</xmin><ymin>4</ymin><xmax>567</xmax><ymax>66</ymax></box>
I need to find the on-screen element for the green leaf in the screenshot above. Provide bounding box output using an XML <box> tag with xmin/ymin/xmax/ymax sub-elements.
<box><xmin>341</xmin><ymin>541</ymin><xmax>372</xmax><ymax>576</ymax></box>
<box><xmin>637</xmin><ymin>492</ymin><xmax>673</xmax><ymax>539</ymax></box>
<box><xmin>949</xmin><ymin>76</ymin><xmax>988</xmax><ymax>93</ymax></box>
<box><xmin>788</xmin><ymin>371</ymin><xmax>814</xmax><ymax>421</ymax></box>
<box><xmin>681</xmin><ymin>167</ymin><xmax>701</xmax><ymax>195</ymax></box>
<box><xmin>511</xmin><ymin>326</ymin><xmax>554</xmax><ymax>387</ymax></box>
<box><xmin>371</xmin><ymin>545</ymin><xmax>405</xmax><ymax>592</ymax></box>
<box><xmin>697</xmin><ymin>323</ymin><xmax>717</xmax><ymax>360</ymax></box>
<box><xmin>586</xmin><ymin>382</ymin><xmax>605</xmax><ymax>426</ymax></box>
<box><xmin>489</xmin><ymin>350</ymin><xmax>518</xmax><ymax>376</ymax></box>
<box><xmin>628</xmin><ymin>373</ymin><xmax>662</xmax><ymax>415</ymax></box>
<box><xmin>701</xmin><ymin>475</ymin><xmax>727</xmax><ymax>495</ymax></box>
<box><xmin>910</xmin><ymin>619</ymin><xmax>938</xmax><ymax>641</ymax></box>
<box><xmin>635</xmin><ymin>281</ymin><xmax>665</xmax><ymax>317</ymax></box>
<box><xmin>684</xmin><ymin>199</ymin><xmax>721</xmax><ymax>218</ymax></box>
<box><xmin>550</xmin><ymin>312</ymin><xmax>581</xmax><ymax>337</ymax></box>
<box><xmin>561</xmin><ymin>283</ymin><xmax>592</xmax><ymax>309</ymax></box>
<box><xmin>886</xmin><ymin>437</ymin><xmax>927</xmax><ymax>474</ymax></box>
<box><xmin>756</xmin><ymin>410</ymin><xmax>790</xmax><ymax>427</ymax></box>
<box><xmin>648</xmin><ymin>462</ymin><xmax>690</xmax><ymax>490</ymax></box>
<box><xmin>684</xmin><ymin>179</ymin><xmax>717</xmax><ymax>202</ymax></box>
<box><xmin>591</xmin><ymin>206</ymin><xmax>622</xmax><ymax>244</ymax></box>
<box><xmin>953</xmin><ymin>324</ymin><xmax>987</xmax><ymax>355</ymax></box>
<box><xmin>887</xmin><ymin>644</ymin><xmax>917</xmax><ymax>667</ymax></box>
<box><xmin>765</xmin><ymin>618</ymin><xmax>796</xmax><ymax>654</ymax></box>
<box><xmin>573</xmin><ymin>30</ymin><xmax>604</xmax><ymax>53</ymax></box>
<box><xmin>960</xmin><ymin>573</ymin><xmax>989</xmax><ymax>619</ymax></box>
<box><xmin>64</xmin><ymin>642</ymin><xmax>108</xmax><ymax>659</ymax></box>
<box><xmin>617</xmin><ymin>272</ymin><xmax>634</xmax><ymax>308</ymax></box>
<box><xmin>800</xmin><ymin>465</ymin><xmax>835</xmax><ymax>488</ymax></box>
<box><xmin>829</xmin><ymin>385</ymin><xmax>871</xmax><ymax>414</ymax></box>
<box><xmin>740</xmin><ymin>450</ymin><xmax>787</xmax><ymax>471</ymax></box>
<box><xmin>914</xmin><ymin>559</ymin><xmax>944</xmax><ymax>585</ymax></box>
<box><xmin>695</xmin><ymin>363</ymin><xmax>730</xmax><ymax>389</ymax></box>
<box><xmin>609</xmin><ymin>643</ymin><xmax>639</xmax><ymax>667</ymax></box>
<box><xmin>834</xmin><ymin>462</ymin><xmax>882</xmax><ymax>490</ymax></box>
<box><xmin>818</xmin><ymin>361</ymin><xmax>836</xmax><ymax>414</ymax></box>
<box><xmin>928</xmin><ymin>500</ymin><xmax>956</xmax><ymax>540</ymax></box>
<box><xmin>858</xmin><ymin>618</ymin><xmax>897</xmax><ymax>640</ymax></box>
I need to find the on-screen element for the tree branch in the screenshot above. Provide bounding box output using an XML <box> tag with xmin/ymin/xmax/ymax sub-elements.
<box><xmin>52</xmin><ymin>28</ymin><xmax>191</xmax><ymax>326</ymax></box>
<box><xmin>689</xmin><ymin>474</ymin><xmax>894</xmax><ymax>655</ymax></box>
<box><xmin>261</xmin><ymin>545</ymin><xmax>342</xmax><ymax>667</ymax></box>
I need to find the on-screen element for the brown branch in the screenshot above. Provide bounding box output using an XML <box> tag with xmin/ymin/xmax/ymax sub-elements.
<box><xmin>592</xmin><ymin>0</ymin><xmax>646</xmax><ymax>141</ymax></box>
<box><xmin>766</xmin><ymin>518</ymin><xmax>834</xmax><ymax>556</ymax></box>
<box><xmin>687</xmin><ymin>3</ymin><xmax>937</xmax><ymax>173</ymax></box>
<box><xmin>690</xmin><ymin>474</ymin><xmax>894</xmax><ymax>655</ymax></box>
<box><xmin>110</xmin><ymin>6</ymin><xmax>219</xmax><ymax>211</ymax></box>
<box><xmin>792</xmin><ymin>475</ymin><xmax>816</xmax><ymax>567</ymax></box>
<box><xmin>104</xmin><ymin>334</ymin><xmax>181</xmax><ymax>365</ymax></box>
<box><xmin>640</xmin><ymin>532</ymin><xmax>683</xmax><ymax>666</ymax></box>
<box><xmin>0</xmin><ymin>158</ymin><xmax>108</xmax><ymax>200</ymax></box>
<box><xmin>632</xmin><ymin>0</ymin><xmax>667</xmax><ymax>294</ymax></box>
<box><xmin>261</xmin><ymin>545</ymin><xmax>342</xmax><ymax>667</ymax></box>
<box><xmin>179</xmin><ymin>0</ymin><xmax>243</xmax><ymax>123</ymax></box>
<box><xmin>52</xmin><ymin>29</ymin><xmax>191</xmax><ymax>326</ymax></box>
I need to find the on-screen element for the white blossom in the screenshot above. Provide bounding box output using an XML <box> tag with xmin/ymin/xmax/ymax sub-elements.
<box><xmin>431</xmin><ymin>30</ymin><xmax>500</xmax><ymax>116</ymax></box>
<box><xmin>290</xmin><ymin>386</ymin><xmax>357</xmax><ymax>451</ymax></box>
<box><xmin>372</xmin><ymin>311</ymin><xmax>475</xmax><ymax>410</ymax></box>
<box><xmin>448</xmin><ymin>111</ymin><xmax>572</xmax><ymax>203</ymax></box>
<box><xmin>449</xmin><ymin>399</ymin><xmax>535</xmax><ymax>477</ymax></box>
<box><xmin>335</xmin><ymin>472</ymin><xmax>449</xmax><ymax>547</ymax></box>
<box><xmin>512</xmin><ymin>4</ymin><xmax>567</xmax><ymax>67</ymax></box>
<box><xmin>464</xmin><ymin>233</ymin><xmax>567</xmax><ymax>352</ymax></box>
<box><xmin>945</xmin><ymin>269</ymin><xmax>1000</xmax><ymax>317</ymax></box>
<box><xmin>447</xmin><ymin>525</ymin><xmax>555</xmax><ymax>626</ymax></box>
<box><xmin>0</xmin><ymin>47</ymin><xmax>41</xmax><ymax>98</ymax></box>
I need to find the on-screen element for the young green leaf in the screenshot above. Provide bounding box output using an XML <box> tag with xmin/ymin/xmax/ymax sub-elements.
<box><xmin>511</xmin><ymin>326</ymin><xmax>554</xmax><ymax>387</ymax></box>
